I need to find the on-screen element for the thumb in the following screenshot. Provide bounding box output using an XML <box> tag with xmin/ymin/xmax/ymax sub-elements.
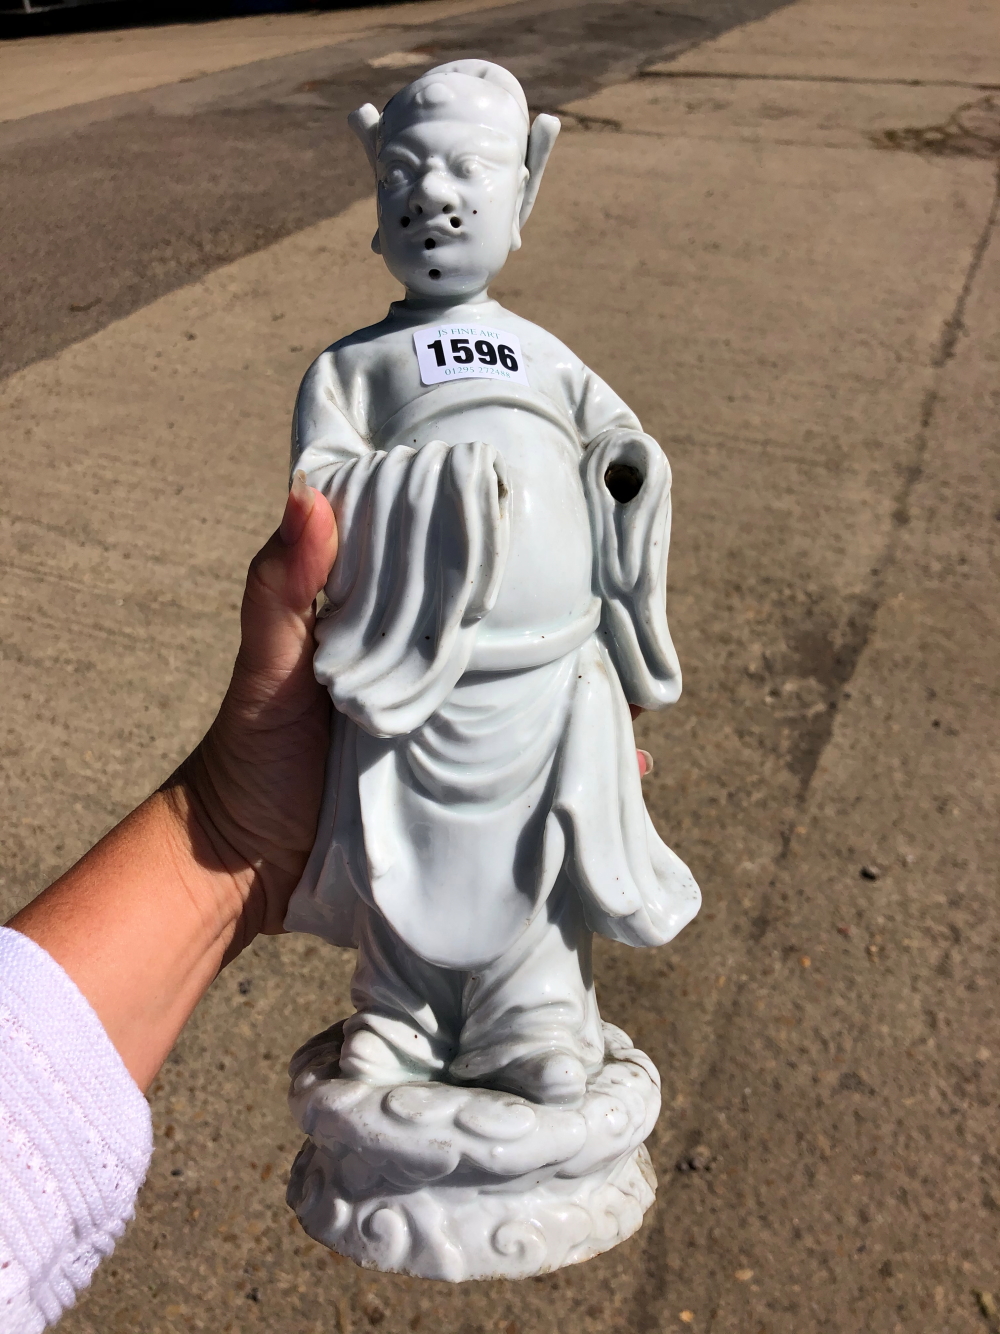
<box><xmin>238</xmin><ymin>476</ymin><xmax>338</xmax><ymax>681</ymax></box>
<box><xmin>260</xmin><ymin>473</ymin><xmax>338</xmax><ymax>611</ymax></box>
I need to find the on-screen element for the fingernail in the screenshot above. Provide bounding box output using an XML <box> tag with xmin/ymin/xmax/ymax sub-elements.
<box><xmin>638</xmin><ymin>749</ymin><xmax>654</xmax><ymax>778</ymax></box>
<box><xmin>280</xmin><ymin>470</ymin><xmax>315</xmax><ymax>546</ymax></box>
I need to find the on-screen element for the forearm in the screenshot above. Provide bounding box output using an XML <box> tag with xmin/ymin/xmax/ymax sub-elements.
<box><xmin>7</xmin><ymin>783</ymin><xmax>243</xmax><ymax>1092</ymax></box>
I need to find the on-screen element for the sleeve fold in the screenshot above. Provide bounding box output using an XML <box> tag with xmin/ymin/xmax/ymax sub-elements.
<box><xmin>314</xmin><ymin>439</ymin><xmax>510</xmax><ymax>738</ymax></box>
<box><xmin>583</xmin><ymin>429</ymin><xmax>682</xmax><ymax>710</ymax></box>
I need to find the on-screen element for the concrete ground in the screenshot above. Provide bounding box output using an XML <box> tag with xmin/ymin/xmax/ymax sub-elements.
<box><xmin>0</xmin><ymin>0</ymin><xmax>509</xmax><ymax>123</ymax></box>
<box><xmin>1</xmin><ymin>1</ymin><xmax>998</xmax><ymax>1331</ymax></box>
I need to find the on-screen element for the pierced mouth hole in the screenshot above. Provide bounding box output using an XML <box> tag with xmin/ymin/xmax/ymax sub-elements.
<box><xmin>428</xmin><ymin>268</ymin><xmax>441</xmax><ymax>279</ymax></box>
<box><xmin>449</xmin><ymin>216</ymin><xmax>461</xmax><ymax>229</ymax></box>
<box><xmin>424</xmin><ymin>238</ymin><xmax>436</xmax><ymax>250</ymax></box>
<box><xmin>400</xmin><ymin>216</ymin><xmax>411</xmax><ymax>228</ymax></box>
<box><xmin>604</xmin><ymin>462</ymin><xmax>644</xmax><ymax>504</ymax></box>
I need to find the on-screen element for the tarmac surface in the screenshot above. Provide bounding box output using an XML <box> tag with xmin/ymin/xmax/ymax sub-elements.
<box><xmin>0</xmin><ymin>0</ymin><xmax>792</xmax><ymax>377</ymax></box>
<box><xmin>1</xmin><ymin>1</ymin><xmax>999</xmax><ymax>1331</ymax></box>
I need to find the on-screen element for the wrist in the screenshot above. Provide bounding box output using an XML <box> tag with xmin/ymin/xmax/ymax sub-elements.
<box><xmin>8</xmin><ymin>789</ymin><xmax>244</xmax><ymax>1090</ymax></box>
<box><xmin>159</xmin><ymin>756</ymin><xmax>255</xmax><ymax>945</ymax></box>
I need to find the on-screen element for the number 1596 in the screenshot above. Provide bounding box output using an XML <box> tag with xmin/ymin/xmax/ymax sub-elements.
<box><xmin>427</xmin><ymin>337</ymin><xmax>519</xmax><ymax>371</ymax></box>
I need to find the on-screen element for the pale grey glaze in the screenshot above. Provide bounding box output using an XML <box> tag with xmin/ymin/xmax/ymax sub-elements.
<box><xmin>282</xmin><ymin>59</ymin><xmax>700</xmax><ymax>1280</ymax></box>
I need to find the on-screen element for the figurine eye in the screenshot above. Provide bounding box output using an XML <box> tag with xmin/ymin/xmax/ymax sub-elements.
<box><xmin>381</xmin><ymin>163</ymin><xmax>412</xmax><ymax>189</ymax></box>
<box><xmin>452</xmin><ymin>155</ymin><xmax>484</xmax><ymax>180</ymax></box>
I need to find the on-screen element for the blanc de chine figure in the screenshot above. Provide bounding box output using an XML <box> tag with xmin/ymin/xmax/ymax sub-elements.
<box><xmin>282</xmin><ymin>59</ymin><xmax>700</xmax><ymax>1282</ymax></box>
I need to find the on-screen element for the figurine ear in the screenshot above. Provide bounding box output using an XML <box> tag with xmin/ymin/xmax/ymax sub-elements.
<box><xmin>348</xmin><ymin>103</ymin><xmax>381</xmax><ymax>172</ymax></box>
<box><xmin>371</xmin><ymin>230</ymin><xmax>382</xmax><ymax>255</ymax></box>
<box><xmin>518</xmin><ymin>113</ymin><xmax>560</xmax><ymax>231</ymax></box>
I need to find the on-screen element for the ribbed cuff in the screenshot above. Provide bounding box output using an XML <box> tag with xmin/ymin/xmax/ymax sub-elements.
<box><xmin>0</xmin><ymin>926</ymin><xmax>153</xmax><ymax>1332</ymax></box>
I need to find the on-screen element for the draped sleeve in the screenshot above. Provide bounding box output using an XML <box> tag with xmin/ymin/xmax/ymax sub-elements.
<box><xmin>543</xmin><ymin>348</ymin><xmax>681</xmax><ymax>708</ymax></box>
<box><xmin>312</xmin><ymin>440</ymin><xmax>510</xmax><ymax>738</ymax></box>
<box><xmin>583</xmin><ymin>429</ymin><xmax>682</xmax><ymax>710</ymax></box>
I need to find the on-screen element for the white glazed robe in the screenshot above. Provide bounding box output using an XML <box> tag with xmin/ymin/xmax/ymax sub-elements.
<box><xmin>284</xmin><ymin>298</ymin><xmax>700</xmax><ymax>1012</ymax></box>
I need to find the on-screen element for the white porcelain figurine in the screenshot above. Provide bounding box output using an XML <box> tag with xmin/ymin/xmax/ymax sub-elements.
<box><xmin>282</xmin><ymin>59</ymin><xmax>700</xmax><ymax>1281</ymax></box>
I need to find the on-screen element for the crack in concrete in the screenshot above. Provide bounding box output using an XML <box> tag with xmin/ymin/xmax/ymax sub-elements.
<box><xmin>872</xmin><ymin>95</ymin><xmax>1000</xmax><ymax>163</ymax></box>
<box><xmin>685</xmin><ymin>148</ymin><xmax>1000</xmax><ymax>819</ymax></box>
<box><xmin>934</xmin><ymin>171</ymin><xmax>1000</xmax><ymax>368</ymax></box>
<box><xmin>641</xmin><ymin>69</ymin><xmax>1000</xmax><ymax>92</ymax></box>
<box><xmin>771</xmin><ymin>158</ymin><xmax>1000</xmax><ymax>814</ymax></box>
<box><xmin>555</xmin><ymin>109</ymin><xmax>624</xmax><ymax>131</ymax></box>
<box><xmin>627</xmin><ymin>152</ymin><xmax>1000</xmax><ymax>1334</ymax></box>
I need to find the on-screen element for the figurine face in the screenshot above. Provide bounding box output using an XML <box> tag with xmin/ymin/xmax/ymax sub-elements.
<box><xmin>375</xmin><ymin>120</ymin><xmax>528</xmax><ymax>299</ymax></box>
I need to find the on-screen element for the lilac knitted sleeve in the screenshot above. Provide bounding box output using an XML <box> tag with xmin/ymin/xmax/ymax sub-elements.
<box><xmin>0</xmin><ymin>926</ymin><xmax>153</xmax><ymax>1332</ymax></box>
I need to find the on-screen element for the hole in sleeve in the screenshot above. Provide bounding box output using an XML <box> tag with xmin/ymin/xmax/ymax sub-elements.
<box><xmin>604</xmin><ymin>462</ymin><xmax>644</xmax><ymax>503</ymax></box>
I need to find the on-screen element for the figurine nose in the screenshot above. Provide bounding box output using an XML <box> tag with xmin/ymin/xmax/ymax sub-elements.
<box><xmin>408</xmin><ymin>169</ymin><xmax>461</xmax><ymax>218</ymax></box>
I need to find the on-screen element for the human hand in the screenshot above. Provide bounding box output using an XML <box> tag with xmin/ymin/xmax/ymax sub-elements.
<box><xmin>629</xmin><ymin>703</ymin><xmax>654</xmax><ymax>778</ymax></box>
<box><xmin>167</xmin><ymin>473</ymin><xmax>338</xmax><ymax>962</ymax></box>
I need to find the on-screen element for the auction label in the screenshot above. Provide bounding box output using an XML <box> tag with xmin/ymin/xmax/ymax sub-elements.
<box><xmin>413</xmin><ymin>323</ymin><xmax>529</xmax><ymax>387</ymax></box>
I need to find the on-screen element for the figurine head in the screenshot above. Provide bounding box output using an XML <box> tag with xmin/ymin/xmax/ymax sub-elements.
<box><xmin>349</xmin><ymin>61</ymin><xmax>560</xmax><ymax>301</ymax></box>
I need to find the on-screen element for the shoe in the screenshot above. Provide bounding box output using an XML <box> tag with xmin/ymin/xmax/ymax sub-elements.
<box><xmin>339</xmin><ymin>1026</ymin><xmax>438</xmax><ymax>1085</ymax></box>
<box><xmin>488</xmin><ymin>1048</ymin><xmax>589</xmax><ymax>1107</ymax></box>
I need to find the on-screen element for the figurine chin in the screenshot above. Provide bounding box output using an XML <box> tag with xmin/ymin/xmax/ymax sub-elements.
<box><xmin>403</xmin><ymin>268</ymin><xmax>493</xmax><ymax>300</ymax></box>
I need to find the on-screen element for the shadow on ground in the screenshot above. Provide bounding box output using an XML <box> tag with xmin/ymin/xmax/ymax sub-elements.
<box><xmin>0</xmin><ymin>0</ymin><xmax>391</xmax><ymax>40</ymax></box>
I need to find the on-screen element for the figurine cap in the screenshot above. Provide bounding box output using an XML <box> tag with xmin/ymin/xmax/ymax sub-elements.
<box><xmin>380</xmin><ymin>60</ymin><xmax>530</xmax><ymax>152</ymax></box>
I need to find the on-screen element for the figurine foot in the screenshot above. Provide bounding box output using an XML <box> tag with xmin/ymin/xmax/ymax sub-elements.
<box><xmin>286</xmin><ymin>1021</ymin><xmax>661</xmax><ymax>1281</ymax></box>
<box><xmin>485</xmin><ymin>1048</ymin><xmax>589</xmax><ymax>1106</ymax></box>
<box><xmin>337</xmin><ymin>1025</ymin><xmax>444</xmax><ymax>1086</ymax></box>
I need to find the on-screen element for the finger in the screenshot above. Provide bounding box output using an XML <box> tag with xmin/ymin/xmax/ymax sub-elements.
<box><xmin>251</xmin><ymin>478</ymin><xmax>338</xmax><ymax>615</ymax></box>
<box><xmin>279</xmin><ymin>471</ymin><xmax>316</xmax><ymax>547</ymax></box>
<box><xmin>279</xmin><ymin>479</ymin><xmax>338</xmax><ymax>613</ymax></box>
<box><xmin>629</xmin><ymin>704</ymin><xmax>644</xmax><ymax>721</ymax></box>
<box><xmin>237</xmin><ymin>484</ymin><xmax>337</xmax><ymax>683</ymax></box>
<box><xmin>637</xmin><ymin>749</ymin><xmax>654</xmax><ymax>778</ymax></box>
